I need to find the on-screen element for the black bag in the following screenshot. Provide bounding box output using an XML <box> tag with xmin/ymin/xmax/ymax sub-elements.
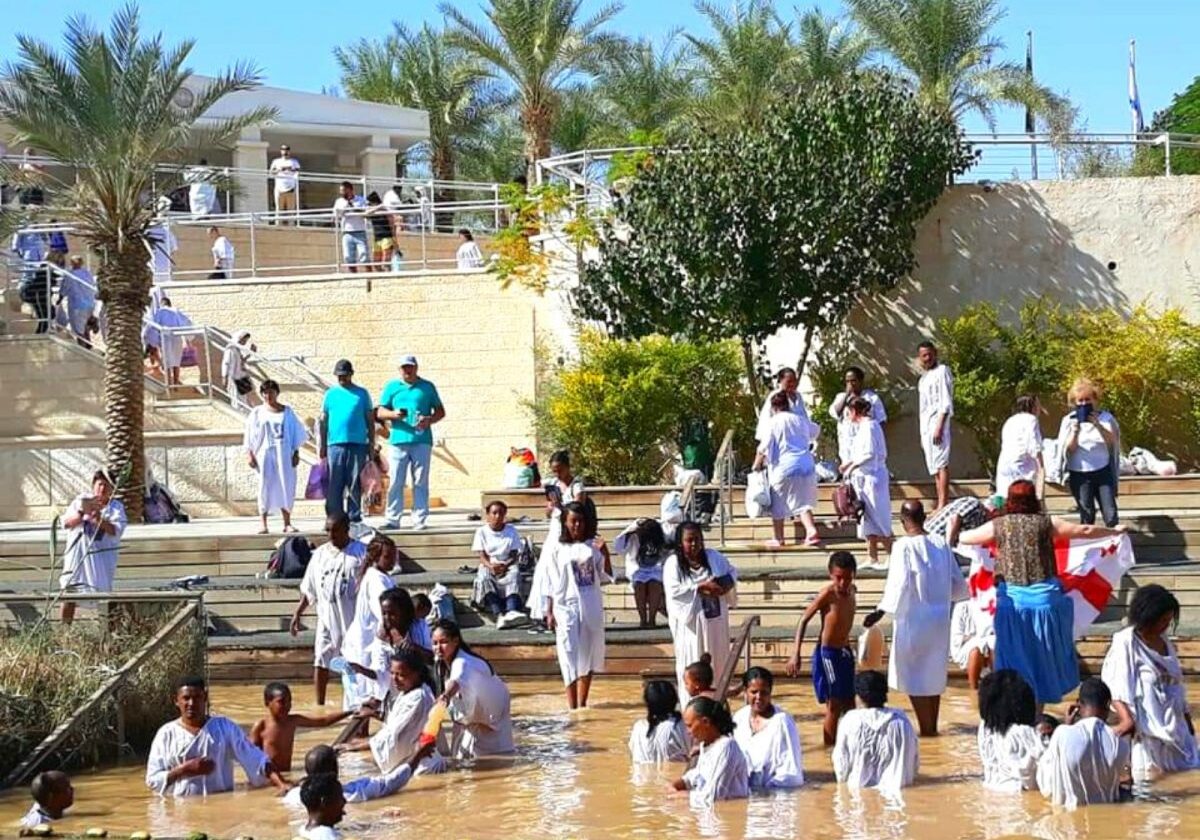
<box><xmin>234</xmin><ymin>376</ymin><xmax>254</xmax><ymax>396</ymax></box>
<box><xmin>267</xmin><ymin>536</ymin><xmax>314</xmax><ymax>579</ymax></box>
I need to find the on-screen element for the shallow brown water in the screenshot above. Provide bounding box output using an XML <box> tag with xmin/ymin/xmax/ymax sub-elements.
<box><xmin>2</xmin><ymin>679</ymin><xmax>1199</xmax><ymax>840</ymax></box>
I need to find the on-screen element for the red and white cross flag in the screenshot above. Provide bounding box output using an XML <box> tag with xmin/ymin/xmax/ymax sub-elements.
<box><xmin>965</xmin><ymin>533</ymin><xmax>1136</xmax><ymax>639</ymax></box>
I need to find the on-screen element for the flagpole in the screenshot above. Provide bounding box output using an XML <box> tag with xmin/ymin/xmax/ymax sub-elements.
<box><xmin>1026</xmin><ymin>31</ymin><xmax>1038</xmax><ymax>180</ymax></box>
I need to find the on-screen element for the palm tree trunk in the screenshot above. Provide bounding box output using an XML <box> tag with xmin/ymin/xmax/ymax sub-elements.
<box><xmin>522</xmin><ymin>101</ymin><xmax>554</xmax><ymax>183</ymax></box>
<box><xmin>100</xmin><ymin>247</ymin><xmax>150</xmax><ymax>523</ymax></box>
<box><xmin>431</xmin><ymin>143</ymin><xmax>456</xmax><ymax>232</ymax></box>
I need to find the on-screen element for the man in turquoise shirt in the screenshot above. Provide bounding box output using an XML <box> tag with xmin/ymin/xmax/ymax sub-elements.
<box><xmin>377</xmin><ymin>354</ymin><xmax>445</xmax><ymax>530</ymax></box>
<box><xmin>320</xmin><ymin>359</ymin><xmax>374</xmax><ymax>523</ymax></box>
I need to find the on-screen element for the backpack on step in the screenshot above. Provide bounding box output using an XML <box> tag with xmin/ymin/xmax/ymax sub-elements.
<box><xmin>267</xmin><ymin>536</ymin><xmax>314</xmax><ymax>579</ymax></box>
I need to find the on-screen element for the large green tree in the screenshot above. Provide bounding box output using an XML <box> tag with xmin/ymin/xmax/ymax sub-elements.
<box><xmin>441</xmin><ymin>0</ymin><xmax>624</xmax><ymax>178</ymax></box>
<box><xmin>334</xmin><ymin>23</ymin><xmax>497</xmax><ymax>183</ymax></box>
<box><xmin>1131</xmin><ymin>75</ymin><xmax>1200</xmax><ymax>176</ymax></box>
<box><xmin>0</xmin><ymin>5</ymin><xmax>271</xmax><ymax>521</ymax></box>
<box><xmin>848</xmin><ymin>0</ymin><xmax>1066</xmax><ymax>130</ymax></box>
<box><xmin>574</xmin><ymin>72</ymin><xmax>976</xmax><ymax>394</ymax></box>
<box><xmin>594</xmin><ymin>34</ymin><xmax>695</xmax><ymax>142</ymax></box>
<box><xmin>794</xmin><ymin>7</ymin><xmax>871</xmax><ymax>85</ymax></box>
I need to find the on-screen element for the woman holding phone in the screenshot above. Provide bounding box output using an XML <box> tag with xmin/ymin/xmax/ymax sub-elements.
<box><xmin>1057</xmin><ymin>379</ymin><xmax>1120</xmax><ymax>526</ymax></box>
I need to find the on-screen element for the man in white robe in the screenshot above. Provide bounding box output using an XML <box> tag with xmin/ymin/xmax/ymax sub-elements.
<box><xmin>151</xmin><ymin>298</ymin><xmax>192</xmax><ymax>386</ymax></box>
<box><xmin>1036</xmin><ymin>677</ymin><xmax>1129</xmax><ymax>809</ymax></box>
<box><xmin>832</xmin><ymin>671</ymin><xmax>919</xmax><ymax>794</ymax></box>
<box><xmin>663</xmin><ymin>547</ymin><xmax>738</xmax><ymax>705</ymax></box>
<box><xmin>146</xmin><ymin>677</ymin><xmax>287</xmax><ymax>796</ymax></box>
<box><xmin>865</xmin><ymin>500</ymin><xmax>967</xmax><ymax>737</ymax></box>
<box><xmin>145</xmin><ymin>222</ymin><xmax>177</xmax><ymax>288</ymax></box>
<box><xmin>917</xmin><ymin>341</ymin><xmax>954</xmax><ymax>510</ymax></box>
<box><xmin>59</xmin><ymin>470</ymin><xmax>127</xmax><ymax>625</ymax></box>
<box><xmin>828</xmin><ymin>365</ymin><xmax>887</xmax><ymax>467</ymax></box>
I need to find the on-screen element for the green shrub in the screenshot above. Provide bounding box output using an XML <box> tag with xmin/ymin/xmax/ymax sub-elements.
<box><xmin>529</xmin><ymin>331</ymin><xmax>756</xmax><ymax>485</ymax></box>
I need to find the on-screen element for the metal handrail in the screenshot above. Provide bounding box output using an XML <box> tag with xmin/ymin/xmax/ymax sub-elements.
<box><xmin>713</xmin><ymin>614</ymin><xmax>761</xmax><ymax>699</ymax></box>
<box><xmin>710</xmin><ymin>429</ymin><xmax>736</xmax><ymax>545</ymax></box>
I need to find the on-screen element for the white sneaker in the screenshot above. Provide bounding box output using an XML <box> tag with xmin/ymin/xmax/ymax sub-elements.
<box><xmin>410</xmin><ymin>521</ymin><xmax>428</xmax><ymax>531</ymax></box>
<box><xmin>496</xmin><ymin>613</ymin><xmax>513</xmax><ymax>630</ymax></box>
<box><xmin>502</xmin><ymin>610</ymin><xmax>527</xmax><ymax>628</ymax></box>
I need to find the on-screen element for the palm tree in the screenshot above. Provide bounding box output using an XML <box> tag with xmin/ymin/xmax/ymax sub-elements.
<box><xmin>794</xmin><ymin>7</ymin><xmax>871</xmax><ymax>85</ymax></box>
<box><xmin>441</xmin><ymin>0</ymin><xmax>625</xmax><ymax>178</ymax></box>
<box><xmin>551</xmin><ymin>85</ymin><xmax>620</xmax><ymax>152</ymax></box>
<box><xmin>334</xmin><ymin>24</ymin><xmax>498</xmax><ymax>184</ymax></box>
<box><xmin>848</xmin><ymin>0</ymin><xmax>1067</xmax><ymax>130</ymax></box>
<box><xmin>686</xmin><ymin>0</ymin><xmax>797</xmax><ymax>133</ymax></box>
<box><xmin>594</xmin><ymin>34</ymin><xmax>695</xmax><ymax>141</ymax></box>
<box><xmin>457</xmin><ymin>113</ymin><xmax>527</xmax><ymax>183</ymax></box>
<box><xmin>0</xmin><ymin>5</ymin><xmax>272</xmax><ymax>521</ymax></box>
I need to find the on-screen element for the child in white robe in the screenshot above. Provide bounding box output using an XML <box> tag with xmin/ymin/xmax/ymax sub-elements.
<box><xmin>299</xmin><ymin>774</ymin><xmax>345</xmax><ymax>840</ymax></box>
<box><xmin>146</xmin><ymin>676</ymin><xmax>288</xmax><ymax>796</ymax></box>
<box><xmin>432</xmin><ymin>619</ymin><xmax>515</xmax><ymax>758</ymax></box>
<box><xmin>545</xmin><ymin>502</ymin><xmax>612</xmax><ymax>709</ymax></box>
<box><xmin>1036</xmin><ymin>677</ymin><xmax>1129</xmax><ymax>809</ymax></box>
<box><xmin>529</xmin><ymin>450</ymin><xmax>586</xmax><ymax>623</ymax></box>
<box><xmin>977</xmin><ymin>669</ymin><xmax>1044</xmax><ymax>792</ymax></box>
<box><xmin>833</xmin><ymin>670</ymin><xmax>919</xmax><ymax>793</ymax></box>
<box><xmin>21</xmin><ymin>771</ymin><xmax>73</xmax><ymax>829</ymax></box>
<box><xmin>732</xmin><ymin>666</ymin><xmax>804</xmax><ymax>789</ymax></box>
<box><xmin>244</xmin><ymin>378</ymin><xmax>308</xmax><ymax>534</ymax></box>
<box><xmin>1101</xmin><ymin>584</ymin><xmax>1199</xmax><ymax>781</ymax></box>
<box><xmin>284</xmin><ymin>742</ymin><xmax>434</xmax><ymax>809</ymax></box>
<box><xmin>950</xmin><ymin>599</ymin><xmax>993</xmax><ymax>690</ymax></box>
<box><xmin>917</xmin><ymin>348</ymin><xmax>954</xmax><ymax>510</ymax></box>
<box><xmin>664</xmin><ymin>522</ymin><xmax>738</xmax><ymax>705</ymax></box>
<box><xmin>615</xmin><ymin>517</ymin><xmax>668</xmax><ymax>629</ymax></box>
<box><xmin>672</xmin><ymin>697</ymin><xmax>750</xmax><ymax>807</ymax></box>
<box><xmin>629</xmin><ymin>680</ymin><xmax>691</xmax><ymax>763</ymax></box>
<box><xmin>841</xmin><ymin>398</ymin><xmax>893</xmax><ymax>565</ymax></box>
<box><xmin>341</xmin><ymin>535</ymin><xmax>397</xmax><ymax>701</ymax></box>
<box><xmin>471</xmin><ymin>500</ymin><xmax>527</xmax><ymax>629</ymax></box>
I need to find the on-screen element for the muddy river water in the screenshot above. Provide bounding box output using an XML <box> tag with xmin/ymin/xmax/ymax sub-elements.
<box><xmin>1</xmin><ymin>679</ymin><xmax>1198</xmax><ymax>840</ymax></box>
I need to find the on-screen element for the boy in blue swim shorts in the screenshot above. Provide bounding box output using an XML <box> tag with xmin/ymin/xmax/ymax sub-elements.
<box><xmin>784</xmin><ymin>551</ymin><xmax>859</xmax><ymax>745</ymax></box>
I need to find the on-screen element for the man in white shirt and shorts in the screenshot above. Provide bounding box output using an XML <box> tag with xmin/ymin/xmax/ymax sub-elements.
<box><xmin>269</xmin><ymin>145</ymin><xmax>301</xmax><ymax>225</ymax></box>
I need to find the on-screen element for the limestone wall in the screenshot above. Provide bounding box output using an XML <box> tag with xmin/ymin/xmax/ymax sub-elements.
<box><xmin>167</xmin><ymin>270</ymin><xmax>548</xmax><ymax>508</ymax></box>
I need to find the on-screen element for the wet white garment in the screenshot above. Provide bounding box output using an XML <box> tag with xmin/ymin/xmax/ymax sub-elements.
<box><xmin>755</xmin><ymin>389</ymin><xmax>813</xmax><ymax>444</ymax></box>
<box><xmin>444</xmin><ymin>651</ymin><xmax>515</xmax><ymax>757</ymax></box>
<box><xmin>918</xmin><ymin>364</ymin><xmax>954</xmax><ymax>474</ymax></box>
<box><xmin>950</xmin><ymin>600</ymin><xmax>993</xmax><ymax>669</ymax></box>
<box><xmin>995</xmin><ymin>413</ymin><xmax>1043</xmax><ymax>498</ymax></box>
<box><xmin>282</xmin><ymin>763</ymin><xmax>416</xmax><ymax>809</ymax></box>
<box><xmin>681</xmin><ymin>735</ymin><xmax>751</xmax><ymax>807</ymax></box>
<box><xmin>529</xmin><ymin>477</ymin><xmax>584</xmax><ymax>620</ymax></box>
<box><xmin>369</xmin><ymin>684</ymin><xmax>445</xmax><ymax>774</ymax></box>
<box><xmin>830</xmin><ymin>389</ymin><xmax>887</xmax><ymax>465</ymax></box>
<box><xmin>628</xmin><ymin>717</ymin><xmax>691</xmax><ymax>763</ymax></box>
<box><xmin>1101</xmin><ymin>626</ymin><xmax>1200</xmax><ymax>781</ymax></box>
<box><xmin>547</xmin><ymin>540</ymin><xmax>610</xmax><ymax>685</ymax></box>
<box><xmin>978</xmin><ymin>723</ymin><xmax>1044</xmax><ymax>792</ymax></box>
<box><xmin>832</xmin><ymin>707</ymin><xmax>919</xmax><ymax>793</ymax></box>
<box><xmin>244</xmin><ymin>405</ymin><xmax>308</xmax><ymax>515</ymax></box>
<box><xmin>59</xmin><ymin>495</ymin><xmax>127</xmax><ymax>593</ymax></box>
<box><xmin>732</xmin><ymin>705</ymin><xmax>805</xmax><ymax>789</ymax></box>
<box><xmin>1036</xmin><ymin>717</ymin><xmax>1128</xmax><ymax>809</ymax></box>
<box><xmin>341</xmin><ymin>566</ymin><xmax>396</xmax><ymax>669</ymax></box>
<box><xmin>300</xmin><ymin>826</ymin><xmax>339</xmax><ymax>840</ymax></box>
<box><xmin>145</xmin><ymin>716</ymin><xmax>270</xmax><ymax>796</ymax></box>
<box><xmin>877</xmin><ymin>534</ymin><xmax>968</xmax><ymax>696</ymax></box>
<box><xmin>848</xmin><ymin>419</ymin><xmax>892</xmax><ymax>539</ymax></box>
<box><xmin>663</xmin><ymin>550</ymin><xmax>738</xmax><ymax>705</ymax></box>
<box><xmin>20</xmin><ymin>804</ymin><xmax>53</xmax><ymax>829</ymax></box>
<box><xmin>299</xmin><ymin>540</ymin><xmax>367</xmax><ymax>668</ymax></box>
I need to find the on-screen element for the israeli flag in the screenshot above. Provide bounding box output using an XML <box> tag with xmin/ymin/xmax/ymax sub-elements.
<box><xmin>1129</xmin><ymin>39</ymin><xmax>1145</xmax><ymax>133</ymax></box>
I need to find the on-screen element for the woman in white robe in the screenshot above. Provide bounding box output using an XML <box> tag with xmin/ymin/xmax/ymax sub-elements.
<box><xmin>151</xmin><ymin>299</ymin><xmax>191</xmax><ymax>385</ymax></box>
<box><xmin>243</xmin><ymin>379</ymin><xmax>308</xmax><ymax>534</ymax></box>
<box><xmin>59</xmin><ymin>470</ymin><xmax>127</xmax><ymax>625</ymax></box>
<box><xmin>615</xmin><ymin>518</ymin><xmax>668</xmax><ymax>629</ymax></box>
<box><xmin>832</xmin><ymin>671</ymin><xmax>918</xmax><ymax>794</ymax></box>
<box><xmin>732</xmin><ymin>667</ymin><xmax>804</xmax><ymax>789</ymax></box>
<box><xmin>672</xmin><ymin>698</ymin><xmax>750</xmax><ymax>807</ymax></box>
<box><xmin>342</xmin><ymin>535</ymin><xmax>397</xmax><ymax>686</ymax></box>
<box><xmin>59</xmin><ymin>258</ymin><xmax>95</xmax><ymax>342</ymax></box>
<box><xmin>1036</xmin><ymin>679</ymin><xmax>1129</xmax><ymax>810</ymax></box>
<box><xmin>841</xmin><ymin>397</ymin><xmax>893</xmax><ymax>566</ymax></box>
<box><xmin>529</xmin><ymin>450</ymin><xmax>586</xmax><ymax>622</ymax></box>
<box><xmin>995</xmin><ymin>396</ymin><xmax>1045</xmax><ymax>500</ymax></box>
<box><xmin>629</xmin><ymin>680</ymin><xmax>691</xmax><ymax>763</ymax></box>
<box><xmin>221</xmin><ymin>329</ymin><xmax>254</xmax><ymax>409</ymax></box>
<box><xmin>753</xmin><ymin>390</ymin><xmax>820</xmax><ymax>548</ymax></box>
<box><xmin>1101</xmin><ymin>584</ymin><xmax>1200</xmax><ymax>781</ymax></box>
<box><xmin>977</xmin><ymin>669</ymin><xmax>1044</xmax><ymax>792</ymax></box>
<box><xmin>664</xmin><ymin>523</ymin><xmax>738</xmax><ymax>705</ymax></box>
<box><xmin>432</xmin><ymin>619</ymin><xmax>515</xmax><ymax>758</ymax></box>
<box><xmin>545</xmin><ymin>503</ymin><xmax>611</xmax><ymax>709</ymax></box>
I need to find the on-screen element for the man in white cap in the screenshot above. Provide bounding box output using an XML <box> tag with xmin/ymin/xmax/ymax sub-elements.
<box><xmin>377</xmin><ymin>355</ymin><xmax>445</xmax><ymax>530</ymax></box>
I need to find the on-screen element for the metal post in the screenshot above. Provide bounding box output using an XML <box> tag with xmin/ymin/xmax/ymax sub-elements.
<box><xmin>420</xmin><ymin>223</ymin><xmax>427</xmax><ymax>272</ymax></box>
<box><xmin>334</xmin><ymin>217</ymin><xmax>342</xmax><ymax>275</ymax></box>
<box><xmin>249</xmin><ymin>212</ymin><xmax>258</xmax><ymax>279</ymax></box>
<box><xmin>203</xmin><ymin>328</ymin><xmax>213</xmax><ymax>401</ymax></box>
<box><xmin>493</xmin><ymin>184</ymin><xmax>501</xmax><ymax>232</ymax></box>
<box><xmin>1166</xmin><ymin>134</ymin><xmax>1173</xmax><ymax>176</ymax></box>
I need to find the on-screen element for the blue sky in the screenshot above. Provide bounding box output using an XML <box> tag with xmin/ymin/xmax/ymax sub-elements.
<box><xmin>2</xmin><ymin>0</ymin><xmax>1197</xmax><ymax>135</ymax></box>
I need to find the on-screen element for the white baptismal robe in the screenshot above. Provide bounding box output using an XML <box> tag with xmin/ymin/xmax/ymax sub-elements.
<box><xmin>663</xmin><ymin>549</ymin><xmax>737</xmax><ymax>705</ymax></box>
<box><xmin>342</xmin><ymin>567</ymin><xmax>396</xmax><ymax>669</ymax></box>
<box><xmin>877</xmin><ymin>534</ymin><xmax>968</xmax><ymax>696</ymax></box>
<box><xmin>1036</xmin><ymin>718</ymin><xmax>1128</xmax><ymax>809</ymax></box>
<box><xmin>243</xmin><ymin>404</ymin><xmax>308</xmax><ymax>515</ymax></box>
<box><xmin>628</xmin><ymin>718</ymin><xmax>691</xmax><ymax>764</ymax></box>
<box><xmin>444</xmin><ymin>651</ymin><xmax>515</xmax><ymax>758</ymax></box>
<box><xmin>368</xmin><ymin>684</ymin><xmax>445</xmax><ymax>775</ymax></box>
<box><xmin>978</xmin><ymin>723</ymin><xmax>1044</xmax><ymax>792</ymax></box>
<box><xmin>282</xmin><ymin>763</ymin><xmax>417</xmax><ymax>808</ymax></box>
<box><xmin>145</xmin><ymin>716</ymin><xmax>270</xmax><ymax>796</ymax></box>
<box><xmin>681</xmin><ymin>735</ymin><xmax>750</xmax><ymax>807</ymax></box>
<box><xmin>732</xmin><ymin>705</ymin><xmax>805</xmax><ymax>789</ymax></box>
<box><xmin>848</xmin><ymin>419</ymin><xmax>891</xmax><ymax>539</ymax></box>
<box><xmin>832</xmin><ymin>707</ymin><xmax>919</xmax><ymax>793</ymax></box>
<box><xmin>1101</xmin><ymin>626</ymin><xmax>1200</xmax><ymax>780</ymax></box>
<box><xmin>547</xmin><ymin>540</ymin><xmax>609</xmax><ymax>685</ymax></box>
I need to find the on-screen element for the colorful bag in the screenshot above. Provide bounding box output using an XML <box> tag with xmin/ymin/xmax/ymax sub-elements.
<box><xmin>305</xmin><ymin>459</ymin><xmax>329</xmax><ymax>500</ymax></box>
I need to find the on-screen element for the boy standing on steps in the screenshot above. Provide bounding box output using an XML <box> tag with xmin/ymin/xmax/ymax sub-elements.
<box><xmin>784</xmin><ymin>551</ymin><xmax>859</xmax><ymax>746</ymax></box>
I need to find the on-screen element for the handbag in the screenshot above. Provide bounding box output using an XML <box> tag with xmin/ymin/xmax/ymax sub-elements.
<box><xmin>832</xmin><ymin>480</ymin><xmax>863</xmax><ymax>523</ymax></box>
<box><xmin>304</xmin><ymin>459</ymin><xmax>329</xmax><ymax>500</ymax></box>
<box><xmin>234</xmin><ymin>376</ymin><xmax>254</xmax><ymax>396</ymax></box>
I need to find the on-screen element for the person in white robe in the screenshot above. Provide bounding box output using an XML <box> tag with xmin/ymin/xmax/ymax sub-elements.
<box><xmin>864</xmin><ymin>500</ymin><xmax>967</xmax><ymax>737</ymax></box>
<box><xmin>828</xmin><ymin>365</ymin><xmax>888</xmax><ymax>467</ymax></box>
<box><xmin>244</xmin><ymin>380</ymin><xmax>308</xmax><ymax>534</ymax></box>
<box><xmin>146</xmin><ymin>677</ymin><xmax>287</xmax><ymax>796</ymax></box>
<box><xmin>545</xmin><ymin>505</ymin><xmax>612</xmax><ymax>708</ymax></box>
<box><xmin>916</xmin><ymin>342</ymin><xmax>954</xmax><ymax>510</ymax></box>
<box><xmin>59</xmin><ymin>470</ymin><xmax>127</xmax><ymax>625</ymax></box>
<box><xmin>432</xmin><ymin>620</ymin><xmax>515</xmax><ymax>758</ymax></box>
<box><xmin>673</xmin><ymin>698</ymin><xmax>750</xmax><ymax>807</ymax></box>
<box><xmin>145</xmin><ymin>222</ymin><xmax>177</xmax><ymax>287</ymax></box>
<box><xmin>664</xmin><ymin>523</ymin><xmax>738</xmax><ymax>705</ymax></box>
<box><xmin>284</xmin><ymin>742</ymin><xmax>433</xmax><ymax>809</ymax></box>
<box><xmin>630</xmin><ymin>680</ymin><xmax>691</xmax><ymax>763</ymax></box>
<box><xmin>456</xmin><ymin>229</ymin><xmax>485</xmax><ymax>268</ymax></box>
<box><xmin>341</xmin><ymin>535</ymin><xmax>397</xmax><ymax>684</ymax></box>
<box><xmin>1101</xmin><ymin>585</ymin><xmax>1200</xmax><ymax>781</ymax></box>
<box><xmin>840</xmin><ymin>397</ymin><xmax>893</xmax><ymax>566</ymax></box>
<box><xmin>753</xmin><ymin>389</ymin><xmax>820</xmax><ymax>548</ymax></box>
<box><xmin>529</xmin><ymin>451</ymin><xmax>585</xmax><ymax>622</ymax></box>
<box><xmin>977</xmin><ymin>669</ymin><xmax>1044</xmax><ymax>792</ymax></box>
<box><xmin>950</xmin><ymin>599</ymin><xmax>994</xmax><ymax>690</ymax></box>
<box><xmin>150</xmin><ymin>298</ymin><xmax>192</xmax><ymax>386</ymax></box>
<box><xmin>832</xmin><ymin>671</ymin><xmax>919</xmax><ymax>794</ymax></box>
<box><xmin>1036</xmin><ymin>677</ymin><xmax>1129</xmax><ymax>809</ymax></box>
<box><xmin>221</xmin><ymin>329</ymin><xmax>254</xmax><ymax>409</ymax></box>
<box><xmin>291</xmin><ymin>515</ymin><xmax>368</xmax><ymax>706</ymax></box>
<box><xmin>754</xmin><ymin>366</ymin><xmax>811</xmax><ymax>444</ymax></box>
<box><xmin>995</xmin><ymin>396</ymin><xmax>1045</xmax><ymax>500</ymax></box>
<box><xmin>58</xmin><ymin>256</ymin><xmax>95</xmax><ymax>344</ymax></box>
<box><xmin>471</xmin><ymin>501</ymin><xmax>527</xmax><ymax>629</ymax></box>
<box><xmin>732</xmin><ymin>667</ymin><xmax>805</xmax><ymax>789</ymax></box>
<box><xmin>615</xmin><ymin>518</ymin><xmax>668</xmax><ymax>629</ymax></box>
<box><xmin>340</xmin><ymin>651</ymin><xmax>446</xmax><ymax>775</ymax></box>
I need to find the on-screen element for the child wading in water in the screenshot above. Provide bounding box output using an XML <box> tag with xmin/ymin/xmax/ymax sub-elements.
<box><xmin>683</xmin><ymin>654</ymin><xmax>717</xmax><ymax>701</ymax></box>
<box><xmin>21</xmin><ymin>771</ymin><xmax>73</xmax><ymax>829</ymax></box>
<box><xmin>250</xmin><ymin>682</ymin><xmax>356</xmax><ymax>772</ymax></box>
<box><xmin>786</xmin><ymin>551</ymin><xmax>859</xmax><ymax>745</ymax></box>
<box><xmin>299</xmin><ymin>773</ymin><xmax>346</xmax><ymax>840</ymax></box>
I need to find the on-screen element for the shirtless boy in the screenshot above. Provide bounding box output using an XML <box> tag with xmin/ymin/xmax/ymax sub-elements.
<box><xmin>785</xmin><ymin>551</ymin><xmax>859</xmax><ymax>745</ymax></box>
<box><xmin>250</xmin><ymin>682</ymin><xmax>356</xmax><ymax>771</ymax></box>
